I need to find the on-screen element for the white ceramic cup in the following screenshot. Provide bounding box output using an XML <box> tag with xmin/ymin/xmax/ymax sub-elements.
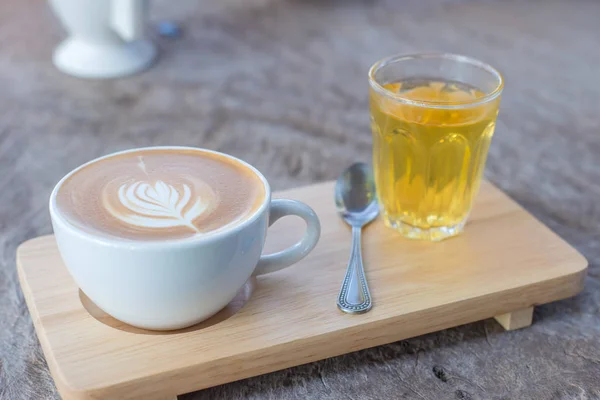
<box><xmin>49</xmin><ymin>147</ymin><xmax>321</xmax><ymax>330</ymax></box>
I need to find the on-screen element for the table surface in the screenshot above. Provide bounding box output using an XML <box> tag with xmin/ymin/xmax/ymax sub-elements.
<box><xmin>1</xmin><ymin>0</ymin><xmax>599</xmax><ymax>399</ymax></box>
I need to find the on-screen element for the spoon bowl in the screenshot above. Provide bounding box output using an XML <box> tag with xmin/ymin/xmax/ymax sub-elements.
<box><xmin>335</xmin><ymin>163</ymin><xmax>379</xmax><ymax>227</ymax></box>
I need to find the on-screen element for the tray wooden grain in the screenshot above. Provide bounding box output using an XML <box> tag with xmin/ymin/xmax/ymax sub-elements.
<box><xmin>17</xmin><ymin>181</ymin><xmax>587</xmax><ymax>400</ymax></box>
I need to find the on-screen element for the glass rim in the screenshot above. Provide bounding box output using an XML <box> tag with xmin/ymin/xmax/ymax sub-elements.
<box><xmin>368</xmin><ymin>53</ymin><xmax>504</xmax><ymax>110</ymax></box>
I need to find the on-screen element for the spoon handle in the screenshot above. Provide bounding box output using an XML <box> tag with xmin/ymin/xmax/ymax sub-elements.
<box><xmin>337</xmin><ymin>226</ymin><xmax>372</xmax><ymax>313</ymax></box>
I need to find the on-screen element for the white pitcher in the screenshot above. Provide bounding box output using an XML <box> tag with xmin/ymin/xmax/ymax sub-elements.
<box><xmin>49</xmin><ymin>0</ymin><xmax>156</xmax><ymax>79</ymax></box>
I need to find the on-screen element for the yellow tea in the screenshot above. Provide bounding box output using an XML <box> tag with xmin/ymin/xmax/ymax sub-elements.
<box><xmin>370</xmin><ymin>78</ymin><xmax>501</xmax><ymax>240</ymax></box>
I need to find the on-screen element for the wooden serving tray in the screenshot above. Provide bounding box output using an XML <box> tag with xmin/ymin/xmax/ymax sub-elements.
<box><xmin>17</xmin><ymin>181</ymin><xmax>587</xmax><ymax>400</ymax></box>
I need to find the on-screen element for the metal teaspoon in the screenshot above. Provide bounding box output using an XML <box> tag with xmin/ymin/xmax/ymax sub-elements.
<box><xmin>335</xmin><ymin>162</ymin><xmax>379</xmax><ymax>313</ymax></box>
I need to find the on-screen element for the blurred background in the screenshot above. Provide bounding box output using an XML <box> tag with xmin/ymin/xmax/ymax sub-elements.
<box><xmin>1</xmin><ymin>0</ymin><xmax>599</xmax><ymax>399</ymax></box>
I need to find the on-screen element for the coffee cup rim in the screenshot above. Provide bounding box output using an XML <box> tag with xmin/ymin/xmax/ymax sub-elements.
<box><xmin>49</xmin><ymin>146</ymin><xmax>272</xmax><ymax>249</ymax></box>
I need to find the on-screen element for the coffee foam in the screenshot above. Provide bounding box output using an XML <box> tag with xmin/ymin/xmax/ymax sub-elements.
<box><xmin>55</xmin><ymin>149</ymin><xmax>265</xmax><ymax>241</ymax></box>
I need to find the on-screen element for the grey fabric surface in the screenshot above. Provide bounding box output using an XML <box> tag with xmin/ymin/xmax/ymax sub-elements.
<box><xmin>1</xmin><ymin>0</ymin><xmax>599</xmax><ymax>399</ymax></box>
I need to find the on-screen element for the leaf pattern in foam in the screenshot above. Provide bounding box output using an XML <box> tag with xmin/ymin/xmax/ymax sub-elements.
<box><xmin>111</xmin><ymin>180</ymin><xmax>207</xmax><ymax>232</ymax></box>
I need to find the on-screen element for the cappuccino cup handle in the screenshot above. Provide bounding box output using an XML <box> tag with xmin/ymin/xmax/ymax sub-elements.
<box><xmin>253</xmin><ymin>199</ymin><xmax>321</xmax><ymax>276</ymax></box>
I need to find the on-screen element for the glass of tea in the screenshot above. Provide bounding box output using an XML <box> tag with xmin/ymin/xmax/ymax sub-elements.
<box><xmin>368</xmin><ymin>53</ymin><xmax>504</xmax><ymax>241</ymax></box>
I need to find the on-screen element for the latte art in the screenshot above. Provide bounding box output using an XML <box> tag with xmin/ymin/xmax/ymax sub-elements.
<box><xmin>105</xmin><ymin>180</ymin><xmax>213</xmax><ymax>232</ymax></box>
<box><xmin>55</xmin><ymin>148</ymin><xmax>265</xmax><ymax>241</ymax></box>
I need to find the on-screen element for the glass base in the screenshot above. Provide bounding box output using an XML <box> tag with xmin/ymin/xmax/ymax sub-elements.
<box><xmin>383</xmin><ymin>215</ymin><xmax>467</xmax><ymax>241</ymax></box>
